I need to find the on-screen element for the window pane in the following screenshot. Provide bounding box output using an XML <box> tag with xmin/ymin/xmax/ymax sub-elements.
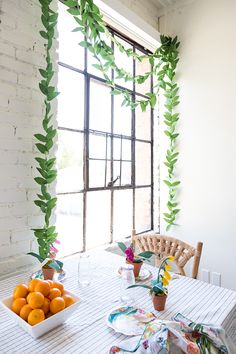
<box><xmin>58</xmin><ymin>66</ymin><xmax>84</xmax><ymax>130</ymax></box>
<box><xmin>136</xmin><ymin>142</ymin><xmax>151</xmax><ymax>185</ymax></box>
<box><xmin>56</xmin><ymin>194</ymin><xmax>83</xmax><ymax>257</ymax></box>
<box><xmin>135</xmin><ymin>188</ymin><xmax>151</xmax><ymax>233</ymax></box>
<box><xmin>58</xmin><ymin>2</ymin><xmax>84</xmax><ymax>69</ymax></box>
<box><xmin>135</xmin><ymin>103</ymin><xmax>151</xmax><ymax>141</ymax></box>
<box><xmin>113</xmin><ymin>138</ymin><xmax>131</xmax><ymax>161</ymax></box>
<box><xmin>114</xmin><ymin>37</ymin><xmax>133</xmax><ymax>89</ymax></box>
<box><xmin>113</xmin><ymin>95</ymin><xmax>132</xmax><ymax>136</ymax></box>
<box><xmin>113</xmin><ymin>190</ymin><xmax>133</xmax><ymax>239</ymax></box>
<box><xmin>89</xmin><ymin>160</ymin><xmax>109</xmax><ymax>188</ymax></box>
<box><xmin>113</xmin><ymin>161</ymin><xmax>131</xmax><ymax>186</ymax></box>
<box><xmin>90</xmin><ymin>80</ymin><xmax>111</xmax><ymax>133</ymax></box>
<box><xmin>135</xmin><ymin>49</ymin><xmax>151</xmax><ymax>95</ymax></box>
<box><xmin>57</xmin><ymin>130</ymin><xmax>83</xmax><ymax>193</ymax></box>
<box><xmin>86</xmin><ymin>191</ymin><xmax>111</xmax><ymax>248</ymax></box>
<box><xmin>89</xmin><ymin>134</ymin><xmax>110</xmax><ymax>160</ymax></box>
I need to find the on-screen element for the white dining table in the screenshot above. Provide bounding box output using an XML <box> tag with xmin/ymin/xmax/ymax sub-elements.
<box><xmin>0</xmin><ymin>249</ymin><xmax>236</xmax><ymax>354</ymax></box>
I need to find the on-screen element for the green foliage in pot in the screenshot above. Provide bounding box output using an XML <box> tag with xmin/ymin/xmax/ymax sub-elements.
<box><xmin>128</xmin><ymin>256</ymin><xmax>174</xmax><ymax>296</ymax></box>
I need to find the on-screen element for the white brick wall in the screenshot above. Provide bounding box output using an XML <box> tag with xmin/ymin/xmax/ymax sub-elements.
<box><xmin>0</xmin><ymin>0</ymin><xmax>57</xmax><ymax>274</ymax></box>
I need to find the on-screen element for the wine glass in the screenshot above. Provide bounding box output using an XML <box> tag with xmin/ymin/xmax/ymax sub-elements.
<box><xmin>78</xmin><ymin>254</ymin><xmax>91</xmax><ymax>287</ymax></box>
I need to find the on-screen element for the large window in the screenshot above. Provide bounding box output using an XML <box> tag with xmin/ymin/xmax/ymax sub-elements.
<box><xmin>56</xmin><ymin>3</ymin><xmax>154</xmax><ymax>256</ymax></box>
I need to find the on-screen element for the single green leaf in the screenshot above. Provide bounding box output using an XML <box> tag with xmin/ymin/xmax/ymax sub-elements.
<box><xmin>27</xmin><ymin>252</ymin><xmax>44</xmax><ymax>262</ymax></box>
<box><xmin>36</xmin><ymin>143</ymin><xmax>47</xmax><ymax>154</ymax></box>
<box><xmin>117</xmin><ymin>242</ymin><xmax>127</xmax><ymax>253</ymax></box>
<box><xmin>34</xmin><ymin>177</ymin><xmax>47</xmax><ymax>185</ymax></box>
<box><xmin>138</xmin><ymin>251</ymin><xmax>154</xmax><ymax>259</ymax></box>
<box><xmin>67</xmin><ymin>8</ymin><xmax>80</xmax><ymax>16</ymax></box>
<box><xmin>127</xmin><ymin>284</ymin><xmax>152</xmax><ymax>290</ymax></box>
<box><xmin>39</xmin><ymin>31</ymin><xmax>48</xmax><ymax>39</ymax></box>
<box><xmin>34</xmin><ymin>134</ymin><xmax>47</xmax><ymax>142</ymax></box>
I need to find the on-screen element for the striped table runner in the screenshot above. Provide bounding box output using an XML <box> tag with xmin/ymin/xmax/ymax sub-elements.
<box><xmin>0</xmin><ymin>250</ymin><xmax>235</xmax><ymax>353</ymax></box>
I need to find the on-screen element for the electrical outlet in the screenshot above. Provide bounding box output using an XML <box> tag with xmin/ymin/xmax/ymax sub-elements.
<box><xmin>201</xmin><ymin>269</ymin><xmax>210</xmax><ymax>283</ymax></box>
<box><xmin>212</xmin><ymin>272</ymin><xmax>221</xmax><ymax>286</ymax></box>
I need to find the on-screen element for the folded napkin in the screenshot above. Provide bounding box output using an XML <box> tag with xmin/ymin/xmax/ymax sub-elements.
<box><xmin>109</xmin><ymin>313</ymin><xmax>234</xmax><ymax>354</ymax></box>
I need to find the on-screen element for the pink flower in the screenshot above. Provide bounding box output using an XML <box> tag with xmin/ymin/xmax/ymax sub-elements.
<box><xmin>50</xmin><ymin>245</ymin><xmax>58</xmax><ymax>253</ymax></box>
<box><xmin>125</xmin><ymin>246</ymin><xmax>134</xmax><ymax>262</ymax></box>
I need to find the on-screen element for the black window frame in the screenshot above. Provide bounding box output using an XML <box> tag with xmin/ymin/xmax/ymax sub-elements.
<box><xmin>57</xmin><ymin>15</ymin><xmax>154</xmax><ymax>252</ymax></box>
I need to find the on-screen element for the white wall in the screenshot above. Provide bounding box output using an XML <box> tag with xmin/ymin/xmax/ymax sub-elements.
<box><xmin>159</xmin><ymin>0</ymin><xmax>236</xmax><ymax>290</ymax></box>
<box><xmin>118</xmin><ymin>0</ymin><xmax>159</xmax><ymax>30</ymax></box>
<box><xmin>0</xmin><ymin>0</ymin><xmax>58</xmax><ymax>273</ymax></box>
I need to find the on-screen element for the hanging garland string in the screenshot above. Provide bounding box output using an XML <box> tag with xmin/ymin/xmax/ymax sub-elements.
<box><xmin>28</xmin><ymin>0</ymin><xmax>62</xmax><ymax>269</ymax></box>
<box><xmin>156</xmin><ymin>36</ymin><xmax>181</xmax><ymax>230</ymax></box>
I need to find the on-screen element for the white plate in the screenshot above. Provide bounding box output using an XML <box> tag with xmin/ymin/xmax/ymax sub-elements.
<box><xmin>117</xmin><ymin>267</ymin><xmax>152</xmax><ymax>281</ymax></box>
<box><xmin>0</xmin><ymin>290</ymin><xmax>81</xmax><ymax>339</ymax></box>
<box><xmin>106</xmin><ymin>306</ymin><xmax>156</xmax><ymax>336</ymax></box>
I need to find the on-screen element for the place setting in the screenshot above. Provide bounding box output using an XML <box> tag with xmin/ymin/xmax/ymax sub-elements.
<box><xmin>106</xmin><ymin>253</ymin><xmax>232</xmax><ymax>353</ymax></box>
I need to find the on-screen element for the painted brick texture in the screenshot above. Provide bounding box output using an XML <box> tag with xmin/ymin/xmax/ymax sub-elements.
<box><xmin>0</xmin><ymin>0</ymin><xmax>58</xmax><ymax>273</ymax></box>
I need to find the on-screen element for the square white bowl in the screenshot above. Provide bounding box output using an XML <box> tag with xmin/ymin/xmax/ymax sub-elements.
<box><xmin>0</xmin><ymin>290</ymin><xmax>81</xmax><ymax>339</ymax></box>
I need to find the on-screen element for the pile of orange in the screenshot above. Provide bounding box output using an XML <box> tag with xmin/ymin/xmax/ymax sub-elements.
<box><xmin>11</xmin><ymin>279</ymin><xmax>75</xmax><ymax>326</ymax></box>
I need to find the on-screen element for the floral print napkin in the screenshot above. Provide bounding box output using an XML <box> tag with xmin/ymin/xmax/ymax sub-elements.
<box><xmin>109</xmin><ymin>313</ymin><xmax>234</xmax><ymax>353</ymax></box>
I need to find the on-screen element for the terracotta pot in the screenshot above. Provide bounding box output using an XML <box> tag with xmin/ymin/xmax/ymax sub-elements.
<box><xmin>126</xmin><ymin>259</ymin><xmax>143</xmax><ymax>277</ymax></box>
<box><xmin>152</xmin><ymin>294</ymin><xmax>167</xmax><ymax>311</ymax></box>
<box><xmin>42</xmin><ymin>266</ymin><xmax>55</xmax><ymax>280</ymax></box>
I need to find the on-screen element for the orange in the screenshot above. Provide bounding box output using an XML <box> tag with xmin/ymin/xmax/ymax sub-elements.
<box><xmin>62</xmin><ymin>294</ymin><xmax>75</xmax><ymax>308</ymax></box>
<box><xmin>12</xmin><ymin>298</ymin><xmax>27</xmax><ymax>315</ymax></box>
<box><xmin>28</xmin><ymin>279</ymin><xmax>40</xmax><ymax>292</ymax></box>
<box><xmin>52</xmin><ymin>281</ymin><xmax>64</xmax><ymax>294</ymax></box>
<box><xmin>28</xmin><ymin>309</ymin><xmax>45</xmax><ymax>326</ymax></box>
<box><xmin>20</xmin><ymin>304</ymin><xmax>32</xmax><ymax>321</ymax></box>
<box><xmin>28</xmin><ymin>292</ymin><xmax>44</xmax><ymax>309</ymax></box>
<box><xmin>13</xmin><ymin>284</ymin><xmax>29</xmax><ymax>299</ymax></box>
<box><xmin>26</xmin><ymin>292</ymin><xmax>33</xmax><ymax>304</ymax></box>
<box><xmin>46</xmin><ymin>280</ymin><xmax>54</xmax><ymax>288</ymax></box>
<box><xmin>41</xmin><ymin>297</ymin><xmax>50</xmax><ymax>315</ymax></box>
<box><xmin>48</xmin><ymin>288</ymin><xmax>61</xmax><ymax>300</ymax></box>
<box><xmin>34</xmin><ymin>280</ymin><xmax>50</xmax><ymax>296</ymax></box>
<box><xmin>50</xmin><ymin>297</ymin><xmax>65</xmax><ymax>314</ymax></box>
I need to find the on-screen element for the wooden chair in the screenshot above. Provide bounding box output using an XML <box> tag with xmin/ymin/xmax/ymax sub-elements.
<box><xmin>131</xmin><ymin>230</ymin><xmax>203</xmax><ymax>279</ymax></box>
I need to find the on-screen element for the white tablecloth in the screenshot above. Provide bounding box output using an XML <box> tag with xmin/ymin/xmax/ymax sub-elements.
<box><xmin>0</xmin><ymin>250</ymin><xmax>235</xmax><ymax>353</ymax></box>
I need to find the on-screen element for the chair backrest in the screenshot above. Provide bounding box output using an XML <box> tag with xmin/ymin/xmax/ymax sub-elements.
<box><xmin>131</xmin><ymin>230</ymin><xmax>203</xmax><ymax>279</ymax></box>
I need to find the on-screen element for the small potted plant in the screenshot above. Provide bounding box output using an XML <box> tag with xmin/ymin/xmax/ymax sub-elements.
<box><xmin>128</xmin><ymin>256</ymin><xmax>174</xmax><ymax>311</ymax></box>
<box><xmin>117</xmin><ymin>242</ymin><xmax>154</xmax><ymax>277</ymax></box>
<box><xmin>28</xmin><ymin>240</ymin><xmax>63</xmax><ymax>280</ymax></box>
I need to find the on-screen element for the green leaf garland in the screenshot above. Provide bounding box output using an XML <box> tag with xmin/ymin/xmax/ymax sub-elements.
<box><xmin>34</xmin><ymin>0</ymin><xmax>59</xmax><ymax>261</ymax></box>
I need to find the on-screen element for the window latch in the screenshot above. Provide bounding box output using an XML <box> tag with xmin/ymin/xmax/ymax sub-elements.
<box><xmin>107</xmin><ymin>176</ymin><xmax>120</xmax><ymax>187</ymax></box>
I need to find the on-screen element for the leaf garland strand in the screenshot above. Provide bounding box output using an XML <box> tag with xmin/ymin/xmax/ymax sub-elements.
<box><xmin>156</xmin><ymin>35</ymin><xmax>181</xmax><ymax>230</ymax></box>
<box><xmin>34</xmin><ymin>0</ymin><xmax>59</xmax><ymax>260</ymax></box>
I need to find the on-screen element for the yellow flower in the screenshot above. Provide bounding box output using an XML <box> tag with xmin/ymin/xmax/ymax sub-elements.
<box><xmin>168</xmin><ymin>256</ymin><xmax>174</xmax><ymax>261</ymax></box>
<box><xmin>165</xmin><ymin>264</ymin><xmax>171</xmax><ymax>271</ymax></box>
<box><xmin>162</xmin><ymin>277</ymin><xmax>169</xmax><ymax>286</ymax></box>
<box><xmin>164</xmin><ymin>271</ymin><xmax>171</xmax><ymax>280</ymax></box>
